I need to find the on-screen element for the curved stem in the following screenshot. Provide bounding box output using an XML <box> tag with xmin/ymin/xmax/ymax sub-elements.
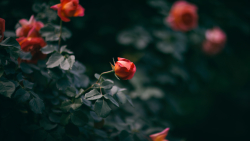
<box><xmin>75</xmin><ymin>70</ymin><xmax>114</xmax><ymax>98</ymax></box>
<box><xmin>58</xmin><ymin>20</ymin><xmax>63</xmax><ymax>49</ymax></box>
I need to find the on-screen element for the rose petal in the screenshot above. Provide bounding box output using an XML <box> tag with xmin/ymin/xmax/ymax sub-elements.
<box><xmin>74</xmin><ymin>5</ymin><xmax>85</xmax><ymax>17</ymax></box>
<box><xmin>58</xmin><ymin>7</ymin><xmax>71</xmax><ymax>22</ymax></box>
<box><xmin>51</xmin><ymin>4</ymin><xmax>61</xmax><ymax>10</ymax></box>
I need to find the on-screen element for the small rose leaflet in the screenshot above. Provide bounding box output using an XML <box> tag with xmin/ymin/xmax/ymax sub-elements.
<box><xmin>150</xmin><ymin>128</ymin><xmax>170</xmax><ymax>141</ymax></box>
<box><xmin>50</xmin><ymin>0</ymin><xmax>85</xmax><ymax>22</ymax></box>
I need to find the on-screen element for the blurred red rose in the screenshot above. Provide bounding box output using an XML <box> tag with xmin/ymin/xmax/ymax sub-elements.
<box><xmin>150</xmin><ymin>128</ymin><xmax>170</xmax><ymax>141</ymax></box>
<box><xmin>203</xmin><ymin>27</ymin><xmax>226</xmax><ymax>55</ymax></box>
<box><xmin>51</xmin><ymin>0</ymin><xmax>85</xmax><ymax>22</ymax></box>
<box><xmin>16</xmin><ymin>15</ymin><xmax>44</xmax><ymax>37</ymax></box>
<box><xmin>114</xmin><ymin>57</ymin><xmax>136</xmax><ymax>80</ymax></box>
<box><xmin>17</xmin><ymin>28</ymin><xmax>47</xmax><ymax>64</ymax></box>
<box><xmin>0</xmin><ymin>18</ymin><xmax>5</xmax><ymax>42</ymax></box>
<box><xmin>166</xmin><ymin>0</ymin><xmax>198</xmax><ymax>32</ymax></box>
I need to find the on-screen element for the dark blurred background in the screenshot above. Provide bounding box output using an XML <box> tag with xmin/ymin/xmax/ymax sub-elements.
<box><xmin>1</xmin><ymin>0</ymin><xmax>250</xmax><ymax>141</ymax></box>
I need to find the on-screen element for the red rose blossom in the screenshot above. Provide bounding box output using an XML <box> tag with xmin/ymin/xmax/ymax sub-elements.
<box><xmin>17</xmin><ymin>28</ymin><xmax>47</xmax><ymax>64</ymax></box>
<box><xmin>166</xmin><ymin>0</ymin><xmax>198</xmax><ymax>32</ymax></box>
<box><xmin>0</xmin><ymin>18</ymin><xmax>5</xmax><ymax>42</ymax></box>
<box><xmin>16</xmin><ymin>15</ymin><xmax>44</xmax><ymax>37</ymax></box>
<box><xmin>50</xmin><ymin>0</ymin><xmax>85</xmax><ymax>22</ymax></box>
<box><xmin>114</xmin><ymin>57</ymin><xmax>136</xmax><ymax>80</ymax></box>
<box><xmin>149</xmin><ymin>128</ymin><xmax>170</xmax><ymax>141</ymax></box>
<box><xmin>202</xmin><ymin>27</ymin><xmax>226</xmax><ymax>55</ymax></box>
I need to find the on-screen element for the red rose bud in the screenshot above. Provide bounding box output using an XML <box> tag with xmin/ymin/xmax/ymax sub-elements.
<box><xmin>114</xmin><ymin>57</ymin><xmax>136</xmax><ymax>80</ymax></box>
<box><xmin>150</xmin><ymin>128</ymin><xmax>170</xmax><ymax>141</ymax></box>
<box><xmin>16</xmin><ymin>15</ymin><xmax>44</xmax><ymax>37</ymax></box>
<box><xmin>0</xmin><ymin>18</ymin><xmax>5</xmax><ymax>42</ymax></box>
<box><xmin>202</xmin><ymin>27</ymin><xmax>226</xmax><ymax>55</ymax></box>
<box><xmin>166</xmin><ymin>1</ymin><xmax>198</xmax><ymax>32</ymax></box>
<box><xmin>17</xmin><ymin>28</ymin><xmax>47</xmax><ymax>64</ymax></box>
<box><xmin>51</xmin><ymin>0</ymin><xmax>85</xmax><ymax>22</ymax></box>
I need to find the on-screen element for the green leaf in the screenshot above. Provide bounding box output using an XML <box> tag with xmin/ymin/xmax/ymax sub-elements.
<box><xmin>19</xmin><ymin>51</ymin><xmax>32</xmax><ymax>60</ymax></box>
<box><xmin>70</xmin><ymin>61</ymin><xmax>86</xmax><ymax>74</ymax></box>
<box><xmin>68</xmin><ymin>55</ymin><xmax>75</xmax><ymax>69</ymax></box>
<box><xmin>48</xmin><ymin>68</ymin><xmax>63</xmax><ymax>79</ymax></box>
<box><xmin>104</xmin><ymin>94</ymin><xmax>119</xmax><ymax>107</ymax></box>
<box><xmin>60</xmin><ymin>114</ymin><xmax>71</xmax><ymax>125</ymax></box>
<box><xmin>0</xmin><ymin>68</ymin><xmax>4</xmax><ymax>78</ymax></box>
<box><xmin>75</xmin><ymin>88</ymin><xmax>84</xmax><ymax>98</ymax></box>
<box><xmin>0</xmin><ymin>37</ymin><xmax>20</xmax><ymax>48</ymax></box>
<box><xmin>86</xmin><ymin>94</ymin><xmax>102</xmax><ymax>100</ymax></box>
<box><xmin>23</xmin><ymin>80</ymin><xmax>34</xmax><ymax>89</ymax></box>
<box><xmin>116</xmin><ymin>91</ymin><xmax>127</xmax><ymax>104</ymax></box>
<box><xmin>0</xmin><ymin>80</ymin><xmax>15</xmax><ymax>98</ymax></box>
<box><xmin>101</xmin><ymin>79</ymin><xmax>114</xmax><ymax>89</ymax></box>
<box><xmin>46</xmin><ymin>52</ymin><xmax>64</xmax><ymax>68</ymax></box>
<box><xmin>56</xmin><ymin>77</ymin><xmax>70</xmax><ymax>90</ymax></box>
<box><xmin>60</xmin><ymin>58</ymin><xmax>70</xmax><ymax>70</ymax></box>
<box><xmin>14</xmin><ymin>88</ymin><xmax>30</xmax><ymax>102</ymax></box>
<box><xmin>60</xmin><ymin>98</ymin><xmax>83</xmax><ymax>112</ymax></box>
<box><xmin>39</xmin><ymin>119</ymin><xmax>57</xmax><ymax>130</ymax></box>
<box><xmin>41</xmin><ymin>45</ymin><xmax>57</xmax><ymax>54</ymax></box>
<box><xmin>60</xmin><ymin>45</ymin><xmax>73</xmax><ymax>54</ymax></box>
<box><xmin>20</xmin><ymin>63</ymin><xmax>33</xmax><ymax>74</ymax></box>
<box><xmin>85</xmin><ymin>89</ymin><xmax>100</xmax><ymax>99</ymax></box>
<box><xmin>94</xmin><ymin>99</ymin><xmax>111</xmax><ymax>118</ymax></box>
<box><xmin>64</xmin><ymin>87</ymin><xmax>76</xmax><ymax>97</ymax></box>
<box><xmin>29</xmin><ymin>98</ymin><xmax>45</xmax><ymax>114</ymax></box>
<box><xmin>71</xmin><ymin>110</ymin><xmax>89</xmax><ymax>126</ymax></box>
<box><xmin>125</xmin><ymin>95</ymin><xmax>134</xmax><ymax>107</ymax></box>
<box><xmin>49</xmin><ymin>113</ymin><xmax>61</xmax><ymax>123</ymax></box>
<box><xmin>119</xmin><ymin>130</ymin><xmax>133</xmax><ymax>141</ymax></box>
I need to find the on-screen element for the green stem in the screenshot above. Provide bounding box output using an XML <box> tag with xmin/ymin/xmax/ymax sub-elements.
<box><xmin>58</xmin><ymin>20</ymin><xmax>63</xmax><ymax>49</ymax></box>
<box><xmin>75</xmin><ymin>70</ymin><xmax>114</xmax><ymax>98</ymax></box>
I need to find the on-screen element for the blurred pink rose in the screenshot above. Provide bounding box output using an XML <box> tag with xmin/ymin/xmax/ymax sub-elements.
<box><xmin>167</xmin><ymin>0</ymin><xmax>198</xmax><ymax>32</ymax></box>
<box><xmin>16</xmin><ymin>15</ymin><xmax>44</xmax><ymax>37</ymax></box>
<box><xmin>149</xmin><ymin>128</ymin><xmax>169</xmax><ymax>141</ymax></box>
<box><xmin>0</xmin><ymin>18</ymin><xmax>5</xmax><ymax>42</ymax></box>
<box><xmin>203</xmin><ymin>27</ymin><xmax>227</xmax><ymax>55</ymax></box>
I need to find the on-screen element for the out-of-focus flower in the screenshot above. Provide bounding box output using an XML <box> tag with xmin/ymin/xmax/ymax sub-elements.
<box><xmin>16</xmin><ymin>15</ymin><xmax>44</xmax><ymax>37</ymax></box>
<box><xmin>112</xmin><ymin>57</ymin><xmax>136</xmax><ymax>80</ymax></box>
<box><xmin>17</xmin><ymin>28</ymin><xmax>47</xmax><ymax>64</ymax></box>
<box><xmin>202</xmin><ymin>27</ymin><xmax>226</xmax><ymax>55</ymax></box>
<box><xmin>50</xmin><ymin>0</ymin><xmax>85</xmax><ymax>22</ymax></box>
<box><xmin>166</xmin><ymin>1</ymin><xmax>198</xmax><ymax>32</ymax></box>
<box><xmin>0</xmin><ymin>18</ymin><xmax>5</xmax><ymax>42</ymax></box>
<box><xmin>150</xmin><ymin>128</ymin><xmax>170</xmax><ymax>141</ymax></box>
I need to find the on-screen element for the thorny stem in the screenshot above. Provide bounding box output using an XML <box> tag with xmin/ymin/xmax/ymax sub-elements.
<box><xmin>58</xmin><ymin>20</ymin><xmax>63</xmax><ymax>49</ymax></box>
<box><xmin>75</xmin><ymin>70</ymin><xmax>114</xmax><ymax>98</ymax></box>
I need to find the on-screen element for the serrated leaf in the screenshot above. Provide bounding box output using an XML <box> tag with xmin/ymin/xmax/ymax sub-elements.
<box><xmin>94</xmin><ymin>99</ymin><xmax>111</xmax><ymax>118</ymax></box>
<box><xmin>75</xmin><ymin>88</ymin><xmax>84</xmax><ymax>98</ymax></box>
<box><xmin>23</xmin><ymin>80</ymin><xmax>34</xmax><ymax>89</ymax></box>
<box><xmin>60</xmin><ymin>45</ymin><xmax>73</xmax><ymax>54</ymax></box>
<box><xmin>41</xmin><ymin>45</ymin><xmax>57</xmax><ymax>54</ymax></box>
<box><xmin>46</xmin><ymin>52</ymin><xmax>64</xmax><ymax>68</ymax></box>
<box><xmin>19</xmin><ymin>51</ymin><xmax>32</xmax><ymax>60</ymax></box>
<box><xmin>0</xmin><ymin>37</ymin><xmax>20</xmax><ymax>48</ymax></box>
<box><xmin>85</xmin><ymin>89</ymin><xmax>100</xmax><ymax>99</ymax></box>
<box><xmin>86</xmin><ymin>94</ymin><xmax>102</xmax><ymax>100</ymax></box>
<box><xmin>60</xmin><ymin>100</ymin><xmax>72</xmax><ymax>112</ymax></box>
<box><xmin>60</xmin><ymin>58</ymin><xmax>70</xmax><ymax>70</ymax></box>
<box><xmin>125</xmin><ymin>95</ymin><xmax>134</xmax><ymax>107</ymax></box>
<box><xmin>29</xmin><ymin>98</ymin><xmax>45</xmax><ymax>114</ymax></box>
<box><xmin>60</xmin><ymin>114</ymin><xmax>70</xmax><ymax>125</ymax></box>
<box><xmin>71</xmin><ymin>98</ymin><xmax>83</xmax><ymax>110</ymax></box>
<box><xmin>71</xmin><ymin>110</ymin><xmax>89</xmax><ymax>126</ymax></box>
<box><xmin>90</xmin><ymin>111</ymin><xmax>102</xmax><ymax>122</ymax></box>
<box><xmin>14</xmin><ymin>88</ymin><xmax>30</xmax><ymax>102</ymax></box>
<box><xmin>68</xmin><ymin>55</ymin><xmax>75</xmax><ymax>69</ymax></box>
<box><xmin>116</xmin><ymin>92</ymin><xmax>127</xmax><ymax>104</ymax></box>
<box><xmin>0</xmin><ymin>80</ymin><xmax>15</xmax><ymax>98</ymax></box>
<box><xmin>104</xmin><ymin>94</ymin><xmax>119</xmax><ymax>107</ymax></box>
<box><xmin>20</xmin><ymin>63</ymin><xmax>33</xmax><ymax>74</ymax></box>
<box><xmin>70</xmin><ymin>61</ymin><xmax>86</xmax><ymax>75</ymax></box>
<box><xmin>64</xmin><ymin>87</ymin><xmax>76</xmax><ymax>97</ymax></box>
<box><xmin>101</xmin><ymin>79</ymin><xmax>114</xmax><ymax>89</ymax></box>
